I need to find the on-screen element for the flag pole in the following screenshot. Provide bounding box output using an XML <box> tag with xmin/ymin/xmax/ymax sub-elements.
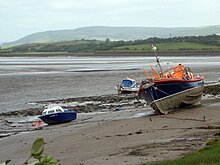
<box><xmin>151</xmin><ymin>45</ymin><xmax>163</xmax><ymax>78</ymax></box>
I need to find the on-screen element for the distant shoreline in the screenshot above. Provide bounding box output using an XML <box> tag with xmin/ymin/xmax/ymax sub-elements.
<box><xmin>1</xmin><ymin>51</ymin><xmax>220</xmax><ymax>57</ymax></box>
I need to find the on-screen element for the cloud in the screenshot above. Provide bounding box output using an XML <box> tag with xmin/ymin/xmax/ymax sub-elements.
<box><xmin>0</xmin><ymin>0</ymin><xmax>220</xmax><ymax>41</ymax></box>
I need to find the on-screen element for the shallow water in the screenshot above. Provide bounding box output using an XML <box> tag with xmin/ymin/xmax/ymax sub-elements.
<box><xmin>0</xmin><ymin>56</ymin><xmax>220</xmax><ymax>75</ymax></box>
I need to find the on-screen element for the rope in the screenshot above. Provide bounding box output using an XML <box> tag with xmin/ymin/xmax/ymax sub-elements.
<box><xmin>153</xmin><ymin>86</ymin><xmax>186</xmax><ymax>103</ymax></box>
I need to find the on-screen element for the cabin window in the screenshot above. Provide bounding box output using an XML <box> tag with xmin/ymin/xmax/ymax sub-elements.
<box><xmin>121</xmin><ymin>80</ymin><xmax>132</xmax><ymax>87</ymax></box>
<box><xmin>42</xmin><ymin>111</ymin><xmax>47</xmax><ymax>115</ymax></box>
<box><xmin>56</xmin><ymin>109</ymin><xmax>62</xmax><ymax>113</ymax></box>
<box><xmin>48</xmin><ymin>110</ymin><xmax>55</xmax><ymax>114</ymax></box>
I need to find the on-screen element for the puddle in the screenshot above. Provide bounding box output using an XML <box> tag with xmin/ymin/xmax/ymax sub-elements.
<box><xmin>207</xmin><ymin>102</ymin><xmax>220</xmax><ymax>107</ymax></box>
<box><xmin>6</xmin><ymin>116</ymin><xmax>40</xmax><ymax>123</ymax></box>
<box><xmin>133</xmin><ymin>110</ymin><xmax>156</xmax><ymax>118</ymax></box>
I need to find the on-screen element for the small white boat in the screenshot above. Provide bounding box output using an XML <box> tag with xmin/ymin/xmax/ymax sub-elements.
<box><xmin>117</xmin><ymin>77</ymin><xmax>140</xmax><ymax>94</ymax></box>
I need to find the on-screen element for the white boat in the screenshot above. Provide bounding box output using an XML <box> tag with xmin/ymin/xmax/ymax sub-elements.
<box><xmin>39</xmin><ymin>106</ymin><xmax>77</xmax><ymax>125</ymax></box>
<box><xmin>117</xmin><ymin>77</ymin><xmax>140</xmax><ymax>94</ymax></box>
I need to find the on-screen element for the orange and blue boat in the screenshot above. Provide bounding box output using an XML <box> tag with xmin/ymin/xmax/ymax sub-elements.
<box><xmin>138</xmin><ymin>46</ymin><xmax>204</xmax><ymax>114</ymax></box>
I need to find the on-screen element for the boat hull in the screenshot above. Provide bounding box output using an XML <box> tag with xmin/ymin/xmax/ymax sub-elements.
<box><xmin>118</xmin><ymin>87</ymin><xmax>139</xmax><ymax>93</ymax></box>
<box><xmin>138</xmin><ymin>78</ymin><xmax>204</xmax><ymax>114</ymax></box>
<box><xmin>39</xmin><ymin>110</ymin><xmax>77</xmax><ymax>125</ymax></box>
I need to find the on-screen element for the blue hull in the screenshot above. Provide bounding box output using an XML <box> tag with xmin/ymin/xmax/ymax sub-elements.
<box><xmin>39</xmin><ymin>110</ymin><xmax>77</xmax><ymax>125</ymax></box>
<box><xmin>138</xmin><ymin>78</ymin><xmax>204</xmax><ymax>114</ymax></box>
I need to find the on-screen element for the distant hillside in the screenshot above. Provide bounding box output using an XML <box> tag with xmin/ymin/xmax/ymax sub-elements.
<box><xmin>2</xmin><ymin>25</ymin><xmax>220</xmax><ymax>47</ymax></box>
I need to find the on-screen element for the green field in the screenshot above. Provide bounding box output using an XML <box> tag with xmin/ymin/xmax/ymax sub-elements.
<box><xmin>143</xmin><ymin>137</ymin><xmax>220</xmax><ymax>165</ymax></box>
<box><xmin>113</xmin><ymin>42</ymin><xmax>220</xmax><ymax>52</ymax></box>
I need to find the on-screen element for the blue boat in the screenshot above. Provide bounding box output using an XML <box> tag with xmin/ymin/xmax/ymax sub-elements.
<box><xmin>117</xmin><ymin>77</ymin><xmax>140</xmax><ymax>94</ymax></box>
<box><xmin>138</xmin><ymin>46</ymin><xmax>204</xmax><ymax>114</ymax></box>
<box><xmin>39</xmin><ymin>106</ymin><xmax>77</xmax><ymax>125</ymax></box>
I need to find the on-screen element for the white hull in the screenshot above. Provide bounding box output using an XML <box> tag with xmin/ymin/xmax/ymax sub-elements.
<box><xmin>118</xmin><ymin>87</ymin><xmax>139</xmax><ymax>93</ymax></box>
<box><xmin>150</xmin><ymin>86</ymin><xmax>204</xmax><ymax>114</ymax></box>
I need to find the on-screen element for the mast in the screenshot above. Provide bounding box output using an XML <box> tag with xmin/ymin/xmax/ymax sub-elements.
<box><xmin>151</xmin><ymin>45</ymin><xmax>163</xmax><ymax>77</ymax></box>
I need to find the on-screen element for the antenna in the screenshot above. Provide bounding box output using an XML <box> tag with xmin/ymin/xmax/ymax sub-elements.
<box><xmin>151</xmin><ymin>45</ymin><xmax>163</xmax><ymax>77</ymax></box>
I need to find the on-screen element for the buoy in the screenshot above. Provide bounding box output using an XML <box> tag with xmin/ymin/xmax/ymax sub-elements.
<box><xmin>38</xmin><ymin>121</ymin><xmax>42</xmax><ymax>126</ymax></box>
<box><xmin>32</xmin><ymin>122</ymin><xmax>36</xmax><ymax>126</ymax></box>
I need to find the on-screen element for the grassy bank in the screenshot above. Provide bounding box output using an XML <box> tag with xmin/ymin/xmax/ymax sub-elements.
<box><xmin>144</xmin><ymin>137</ymin><xmax>220</xmax><ymax>165</ymax></box>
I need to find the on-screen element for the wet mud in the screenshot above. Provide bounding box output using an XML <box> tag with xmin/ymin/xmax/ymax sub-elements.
<box><xmin>0</xmin><ymin>83</ymin><xmax>220</xmax><ymax>139</ymax></box>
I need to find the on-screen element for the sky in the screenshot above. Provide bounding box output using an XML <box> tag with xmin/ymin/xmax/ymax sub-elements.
<box><xmin>0</xmin><ymin>0</ymin><xmax>220</xmax><ymax>42</ymax></box>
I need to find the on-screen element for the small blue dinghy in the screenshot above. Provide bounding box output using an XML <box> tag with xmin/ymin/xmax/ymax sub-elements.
<box><xmin>39</xmin><ymin>106</ymin><xmax>77</xmax><ymax>125</ymax></box>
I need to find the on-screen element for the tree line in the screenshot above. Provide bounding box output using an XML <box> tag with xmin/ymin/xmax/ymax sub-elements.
<box><xmin>1</xmin><ymin>34</ymin><xmax>220</xmax><ymax>53</ymax></box>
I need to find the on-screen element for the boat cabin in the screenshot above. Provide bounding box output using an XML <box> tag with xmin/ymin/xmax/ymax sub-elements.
<box><xmin>121</xmin><ymin>78</ymin><xmax>135</xmax><ymax>87</ymax></box>
<box><xmin>144</xmin><ymin>64</ymin><xmax>194</xmax><ymax>81</ymax></box>
<box><xmin>42</xmin><ymin>106</ymin><xmax>65</xmax><ymax>115</ymax></box>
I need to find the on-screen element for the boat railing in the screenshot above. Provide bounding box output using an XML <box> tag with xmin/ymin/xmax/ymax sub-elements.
<box><xmin>144</xmin><ymin>64</ymin><xmax>195</xmax><ymax>81</ymax></box>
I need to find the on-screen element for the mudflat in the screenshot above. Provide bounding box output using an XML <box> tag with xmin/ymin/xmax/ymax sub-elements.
<box><xmin>0</xmin><ymin>94</ymin><xmax>220</xmax><ymax>165</ymax></box>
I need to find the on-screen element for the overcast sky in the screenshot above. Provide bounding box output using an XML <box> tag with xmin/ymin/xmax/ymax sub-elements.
<box><xmin>1</xmin><ymin>0</ymin><xmax>220</xmax><ymax>42</ymax></box>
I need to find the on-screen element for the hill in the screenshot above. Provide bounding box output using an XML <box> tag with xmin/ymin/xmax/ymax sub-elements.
<box><xmin>2</xmin><ymin>25</ymin><xmax>220</xmax><ymax>47</ymax></box>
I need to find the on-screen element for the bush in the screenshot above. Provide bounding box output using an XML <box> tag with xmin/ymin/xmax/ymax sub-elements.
<box><xmin>0</xmin><ymin>138</ymin><xmax>60</xmax><ymax>165</ymax></box>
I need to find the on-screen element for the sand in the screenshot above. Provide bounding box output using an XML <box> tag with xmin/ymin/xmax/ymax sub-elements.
<box><xmin>0</xmin><ymin>86</ymin><xmax>220</xmax><ymax>164</ymax></box>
